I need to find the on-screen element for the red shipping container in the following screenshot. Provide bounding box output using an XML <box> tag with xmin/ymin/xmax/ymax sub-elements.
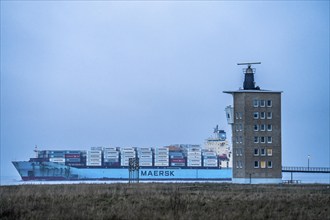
<box><xmin>65</xmin><ymin>154</ymin><xmax>81</xmax><ymax>158</ymax></box>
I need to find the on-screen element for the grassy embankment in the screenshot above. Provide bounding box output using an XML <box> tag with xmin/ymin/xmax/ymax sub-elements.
<box><xmin>1</xmin><ymin>183</ymin><xmax>329</xmax><ymax>219</ymax></box>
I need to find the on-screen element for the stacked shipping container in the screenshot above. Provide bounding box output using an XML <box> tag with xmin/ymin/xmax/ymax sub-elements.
<box><xmin>202</xmin><ymin>151</ymin><xmax>218</xmax><ymax>167</ymax></box>
<box><xmin>137</xmin><ymin>147</ymin><xmax>153</xmax><ymax>167</ymax></box>
<box><xmin>154</xmin><ymin>147</ymin><xmax>169</xmax><ymax>166</ymax></box>
<box><xmin>103</xmin><ymin>147</ymin><xmax>120</xmax><ymax>167</ymax></box>
<box><xmin>65</xmin><ymin>151</ymin><xmax>84</xmax><ymax>167</ymax></box>
<box><xmin>87</xmin><ymin>150</ymin><xmax>102</xmax><ymax>166</ymax></box>
<box><xmin>49</xmin><ymin>151</ymin><xmax>66</xmax><ymax>164</ymax></box>
<box><xmin>169</xmin><ymin>147</ymin><xmax>186</xmax><ymax>167</ymax></box>
<box><xmin>187</xmin><ymin>145</ymin><xmax>202</xmax><ymax>167</ymax></box>
<box><xmin>34</xmin><ymin>145</ymin><xmax>222</xmax><ymax>168</ymax></box>
<box><xmin>120</xmin><ymin>147</ymin><xmax>136</xmax><ymax>166</ymax></box>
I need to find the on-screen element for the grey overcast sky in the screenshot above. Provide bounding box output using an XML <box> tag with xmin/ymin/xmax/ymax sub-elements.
<box><xmin>1</xmin><ymin>1</ymin><xmax>329</xmax><ymax>178</ymax></box>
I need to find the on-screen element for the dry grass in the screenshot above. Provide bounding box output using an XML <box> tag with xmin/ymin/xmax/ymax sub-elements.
<box><xmin>1</xmin><ymin>183</ymin><xmax>329</xmax><ymax>220</ymax></box>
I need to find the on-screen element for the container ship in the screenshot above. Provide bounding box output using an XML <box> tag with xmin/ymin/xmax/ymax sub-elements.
<box><xmin>12</xmin><ymin>127</ymin><xmax>232</xmax><ymax>181</ymax></box>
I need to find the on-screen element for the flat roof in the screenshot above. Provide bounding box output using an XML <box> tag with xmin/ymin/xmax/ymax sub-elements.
<box><xmin>223</xmin><ymin>89</ymin><xmax>283</xmax><ymax>94</ymax></box>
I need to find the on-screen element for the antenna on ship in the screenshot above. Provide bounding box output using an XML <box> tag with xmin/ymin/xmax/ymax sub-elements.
<box><xmin>34</xmin><ymin>145</ymin><xmax>38</xmax><ymax>158</ymax></box>
<box><xmin>214</xmin><ymin>125</ymin><xmax>219</xmax><ymax>134</ymax></box>
<box><xmin>237</xmin><ymin>62</ymin><xmax>261</xmax><ymax>90</ymax></box>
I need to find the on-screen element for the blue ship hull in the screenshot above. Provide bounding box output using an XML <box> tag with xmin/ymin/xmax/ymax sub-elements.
<box><xmin>12</xmin><ymin>161</ymin><xmax>232</xmax><ymax>181</ymax></box>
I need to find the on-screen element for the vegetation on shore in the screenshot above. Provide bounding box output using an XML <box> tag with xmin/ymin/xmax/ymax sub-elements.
<box><xmin>1</xmin><ymin>183</ymin><xmax>329</xmax><ymax>219</ymax></box>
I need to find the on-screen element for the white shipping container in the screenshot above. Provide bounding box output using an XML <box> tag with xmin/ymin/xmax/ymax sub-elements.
<box><xmin>139</xmin><ymin>157</ymin><xmax>152</xmax><ymax>161</ymax></box>
<box><xmin>87</xmin><ymin>150</ymin><xmax>102</xmax><ymax>154</ymax></box>
<box><xmin>87</xmin><ymin>163</ymin><xmax>102</xmax><ymax>166</ymax></box>
<box><xmin>188</xmin><ymin>159</ymin><xmax>202</xmax><ymax>162</ymax></box>
<box><xmin>188</xmin><ymin>164</ymin><xmax>202</xmax><ymax>167</ymax></box>
<box><xmin>138</xmin><ymin>155</ymin><xmax>152</xmax><ymax>159</ymax></box>
<box><xmin>120</xmin><ymin>147</ymin><xmax>135</xmax><ymax>151</ymax></box>
<box><xmin>155</xmin><ymin>155</ymin><xmax>169</xmax><ymax>158</ymax></box>
<box><xmin>49</xmin><ymin>158</ymin><xmax>65</xmax><ymax>163</ymax></box>
<box><xmin>188</xmin><ymin>152</ymin><xmax>201</xmax><ymax>155</ymax></box>
<box><xmin>122</xmin><ymin>155</ymin><xmax>135</xmax><ymax>158</ymax></box>
<box><xmin>155</xmin><ymin>148</ymin><xmax>168</xmax><ymax>153</ymax></box>
<box><xmin>88</xmin><ymin>154</ymin><xmax>102</xmax><ymax>158</ymax></box>
<box><xmin>139</xmin><ymin>160</ymin><xmax>153</xmax><ymax>164</ymax></box>
<box><xmin>104</xmin><ymin>155</ymin><xmax>119</xmax><ymax>159</ymax></box>
<box><xmin>104</xmin><ymin>151</ymin><xmax>119</xmax><ymax>154</ymax></box>
<box><xmin>140</xmin><ymin>162</ymin><xmax>153</xmax><ymax>166</ymax></box>
<box><xmin>138</xmin><ymin>147</ymin><xmax>152</xmax><ymax>151</ymax></box>
<box><xmin>121</xmin><ymin>158</ymin><xmax>137</xmax><ymax>163</ymax></box>
<box><xmin>91</xmin><ymin>147</ymin><xmax>103</xmax><ymax>151</ymax></box>
<box><xmin>203</xmin><ymin>163</ymin><xmax>217</xmax><ymax>166</ymax></box>
<box><xmin>138</xmin><ymin>151</ymin><xmax>152</xmax><ymax>155</ymax></box>
<box><xmin>121</xmin><ymin>151</ymin><xmax>135</xmax><ymax>155</ymax></box>
<box><xmin>203</xmin><ymin>165</ymin><xmax>218</xmax><ymax>167</ymax></box>
<box><xmin>188</xmin><ymin>157</ymin><xmax>201</xmax><ymax>161</ymax></box>
<box><xmin>203</xmin><ymin>159</ymin><xmax>218</xmax><ymax>163</ymax></box>
<box><xmin>87</xmin><ymin>159</ymin><xmax>102</xmax><ymax>162</ymax></box>
<box><xmin>188</xmin><ymin>156</ymin><xmax>201</xmax><ymax>159</ymax></box>
<box><xmin>154</xmin><ymin>162</ymin><xmax>169</xmax><ymax>166</ymax></box>
<box><xmin>154</xmin><ymin>159</ymin><xmax>168</xmax><ymax>163</ymax></box>
<box><xmin>104</xmin><ymin>147</ymin><xmax>116</xmax><ymax>151</ymax></box>
<box><xmin>203</xmin><ymin>152</ymin><xmax>217</xmax><ymax>156</ymax></box>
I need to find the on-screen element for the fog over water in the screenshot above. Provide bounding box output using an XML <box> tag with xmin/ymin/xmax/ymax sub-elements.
<box><xmin>1</xmin><ymin>1</ymin><xmax>329</xmax><ymax>181</ymax></box>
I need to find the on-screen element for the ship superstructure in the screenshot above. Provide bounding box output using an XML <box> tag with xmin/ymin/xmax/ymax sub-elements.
<box><xmin>203</xmin><ymin>126</ymin><xmax>232</xmax><ymax>168</ymax></box>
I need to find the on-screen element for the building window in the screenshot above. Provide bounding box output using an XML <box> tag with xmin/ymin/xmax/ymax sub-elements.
<box><xmin>260</xmin><ymin>100</ymin><xmax>265</xmax><ymax>107</ymax></box>
<box><xmin>254</xmin><ymin>148</ymin><xmax>259</xmax><ymax>156</ymax></box>
<box><xmin>260</xmin><ymin>124</ymin><xmax>266</xmax><ymax>131</ymax></box>
<box><xmin>235</xmin><ymin>124</ymin><xmax>243</xmax><ymax>132</ymax></box>
<box><xmin>260</xmin><ymin>161</ymin><xmax>266</xmax><ymax>168</ymax></box>
<box><xmin>260</xmin><ymin>112</ymin><xmax>265</xmax><ymax>119</ymax></box>
<box><xmin>267</xmin><ymin>112</ymin><xmax>272</xmax><ymax>119</ymax></box>
<box><xmin>239</xmin><ymin>112</ymin><xmax>242</xmax><ymax>119</ymax></box>
<box><xmin>254</xmin><ymin>161</ymin><xmax>259</xmax><ymax>168</ymax></box>
<box><xmin>235</xmin><ymin>112</ymin><xmax>239</xmax><ymax>119</ymax></box>
<box><xmin>236</xmin><ymin>160</ymin><xmax>243</xmax><ymax>168</ymax></box>
<box><xmin>235</xmin><ymin>136</ymin><xmax>239</xmax><ymax>144</ymax></box>
<box><xmin>267</xmin><ymin>148</ymin><xmax>273</xmax><ymax>156</ymax></box>
<box><xmin>261</xmin><ymin>148</ymin><xmax>266</xmax><ymax>156</ymax></box>
<box><xmin>267</xmin><ymin>136</ymin><xmax>272</xmax><ymax>143</ymax></box>
<box><xmin>254</xmin><ymin>124</ymin><xmax>259</xmax><ymax>131</ymax></box>
<box><xmin>239</xmin><ymin>136</ymin><xmax>243</xmax><ymax>144</ymax></box>
<box><xmin>267</xmin><ymin>161</ymin><xmax>273</xmax><ymax>168</ymax></box>
<box><xmin>253</xmin><ymin>100</ymin><xmax>259</xmax><ymax>107</ymax></box>
<box><xmin>267</xmin><ymin>124</ymin><xmax>272</xmax><ymax>131</ymax></box>
<box><xmin>254</xmin><ymin>112</ymin><xmax>259</xmax><ymax>119</ymax></box>
<box><xmin>254</xmin><ymin>136</ymin><xmax>259</xmax><ymax>143</ymax></box>
<box><xmin>260</xmin><ymin>136</ymin><xmax>265</xmax><ymax>143</ymax></box>
<box><xmin>267</xmin><ymin>100</ymin><xmax>272</xmax><ymax>107</ymax></box>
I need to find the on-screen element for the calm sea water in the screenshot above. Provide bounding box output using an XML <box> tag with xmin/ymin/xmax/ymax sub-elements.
<box><xmin>1</xmin><ymin>173</ymin><xmax>329</xmax><ymax>186</ymax></box>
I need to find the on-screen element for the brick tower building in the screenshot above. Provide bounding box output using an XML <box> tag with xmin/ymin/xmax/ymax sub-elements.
<box><xmin>224</xmin><ymin>63</ymin><xmax>282</xmax><ymax>184</ymax></box>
